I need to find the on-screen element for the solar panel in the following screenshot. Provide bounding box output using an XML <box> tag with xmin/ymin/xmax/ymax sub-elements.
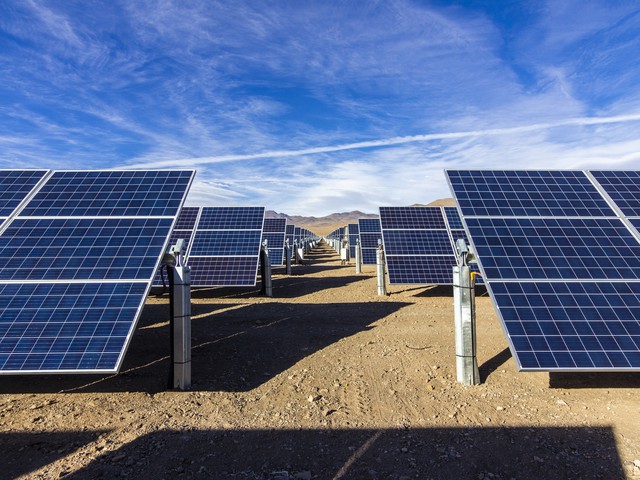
<box><xmin>347</xmin><ymin>223</ymin><xmax>359</xmax><ymax>259</ymax></box>
<box><xmin>262</xmin><ymin>218</ymin><xmax>287</xmax><ymax>266</ymax></box>
<box><xmin>186</xmin><ymin>207</ymin><xmax>265</xmax><ymax>287</ymax></box>
<box><xmin>358</xmin><ymin>218</ymin><xmax>381</xmax><ymax>265</ymax></box>
<box><xmin>446</xmin><ymin>169</ymin><xmax>640</xmax><ymax>371</ymax></box>
<box><xmin>379</xmin><ymin>206</ymin><xmax>473</xmax><ymax>284</ymax></box>
<box><xmin>0</xmin><ymin>170</ymin><xmax>194</xmax><ymax>374</ymax></box>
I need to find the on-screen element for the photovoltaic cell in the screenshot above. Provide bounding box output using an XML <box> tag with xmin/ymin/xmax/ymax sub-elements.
<box><xmin>446</xmin><ymin>169</ymin><xmax>640</xmax><ymax>372</ymax></box>
<box><xmin>0</xmin><ymin>169</ymin><xmax>194</xmax><ymax>374</ymax></box>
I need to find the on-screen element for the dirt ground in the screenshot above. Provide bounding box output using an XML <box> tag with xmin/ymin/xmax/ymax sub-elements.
<box><xmin>1</xmin><ymin>242</ymin><xmax>640</xmax><ymax>479</ymax></box>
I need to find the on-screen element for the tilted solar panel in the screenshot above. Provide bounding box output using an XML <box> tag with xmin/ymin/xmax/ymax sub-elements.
<box><xmin>262</xmin><ymin>218</ymin><xmax>287</xmax><ymax>266</ymax></box>
<box><xmin>0</xmin><ymin>170</ymin><xmax>194</xmax><ymax>374</ymax></box>
<box><xmin>380</xmin><ymin>206</ymin><xmax>472</xmax><ymax>285</ymax></box>
<box><xmin>358</xmin><ymin>218</ymin><xmax>381</xmax><ymax>265</ymax></box>
<box><xmin>447</xmin><ymin>169</ymin><xmax>640</xmax><ymax>371</ymax></box>
<box><xmin>347</xmin><ymin>223</ymin><xmax>359</xmax><ymax>259</ymax></box>
<box><xmin>187</xmin><ymin>206</ymin><xmax>265</xmax><ymax>287</ymax></box>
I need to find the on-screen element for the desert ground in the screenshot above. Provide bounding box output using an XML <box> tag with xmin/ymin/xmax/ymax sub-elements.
<box><xmin>1</xmin><ymin>241</ymin><xmax>640</xmax><ymax>479</ymax></box>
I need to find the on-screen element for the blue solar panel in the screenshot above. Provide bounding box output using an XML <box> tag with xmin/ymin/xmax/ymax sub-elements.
<box><xmin>386</xmin><ymin>256</ymin><xmax>457</xmax><ymax>285</ymax></box>
<box><xmin>491</xmin><ymin>281</ymin><xmax>640</xmax><ymax>369</ymax></box>
<box><xmin>262</xmin><ymin>218</ymin><xmax>286</xmax><ymax>266</ymax></box>
<box><xmin>0</xmin><ymin>169</ymin><xmax>194</xmax><ymax>374</ymax></box>
<box><xmin>380</xmin><ymin>207</ymin><xmax>446</xmax><ymax>229</ymax></box>
<box><xmin>465</xmin><ymin>217</ymin><xmax>640</xmax><ymax>280</ymax></box>
<box><xmin>590</xmin><ymin>171</ymin><xmax>640</xmax><ymax>217</ymax></box>
<box><xmin>359</xmin><ymin>218</ymin><xmax>381</xmax><ymax>233</ymax></box>
<box><xmin>197</xmin><ymin>207</ymin><xmax>263</xmax><ymax>230</ymax></box>
<box><xmin>188</xmin><ymin>257</ymin><xmax>260</xmax><ymax>286</ymax></box>
<box><xmin>380</xmin><ymin>207</ymin><xmax>460</xmax><ymax>284</ymax></box>
<box><xmin>0</xmin><ymin>170</ymin><xmax>49</xmax><ymax>216</ymax></box>
<box><xmin>359</xmin><ymin>218</ymin><xmax>381</xmax><ymax>265</ymax></box>
<box><xmin>384</xmin><ymin>230</ymin><xmax>454</xmax><ymax>256</ymax></box>
<box><xmin>447</xmin><ymin>169</ymin><xmax>640</xmax><ymax>371</ymax></box>
<box><xmin>0</xmin><ymin>282</ymin><xmax>147</xmax><ymax>371</ymax></box>
<box><xmin>444</xmin><ymin>206</ymin><xmax>464</xmax><ymax>229</ymax></box>
<box><xmin>21</xmin><ymin>171</ymin><xmax>193</xmax><ymax>217</ymax></box>
<box><xmin>190</xmin><ymin>230</ymin><xmax>262</xmax><ymax>256</ymax></box>
<box><xmin>447</xmin><ymin>170</ymin><xmax>615</xmax><ymax>217</ymax></box>
<box><xmin>0</xmin><ymin>218</ymin><xmax>174</xmax><ymax>281</ymax></box>
<box><xmin>348</xmin><ymin>223</ymin><xmax>359</xmax><ymax>258</ymax></box>
<box><xmin>187</xmin><ymin>206</ymin><xmax>265</xmax><ymax>287</ymax></box>
<box><xmin>173</xmin><ymin>206</ymin><xmax>200</xmax><ymax>230</ymax></box>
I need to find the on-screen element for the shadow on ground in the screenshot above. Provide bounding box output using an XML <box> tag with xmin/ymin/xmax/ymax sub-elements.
<box><xmin>549</xmin><ymin>371</ymin><xmax>640</xmax><ymax>389</ymax></box>
<box><xmin>21</xmin><ymin>425</ymin><xmax>622</xmax><ymax>480</ymax></box>
<box><xmin>0</xmin><ymin>301</ymin><xmax>410</xmax><ymax>395</ymax></box>
<box><xmin>0</xmin><ymin>430</ymin><xmax>108</xmax><ymax>479</ymax></box>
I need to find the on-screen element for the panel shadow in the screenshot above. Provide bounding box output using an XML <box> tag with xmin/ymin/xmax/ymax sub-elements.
<box><xmin>0</xmin><ymin>430</ymin><xmax>108</xmax><ymax>479</ymax></box>
<box><xmin>0</xmin><ymin>301</ymin><xmax>410</xmax><ymax>394</ymax></box>
<box><xmin>549</xmin><ymin>371</ymin><xmax>640</xmax><ymax>389</ymax></box>
<box><xmin>63</xmin><ymin>426</ymin><xmax>623</xmax><ymax>480</ymax></box>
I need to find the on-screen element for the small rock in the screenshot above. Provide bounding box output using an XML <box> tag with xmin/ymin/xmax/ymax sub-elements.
<box><xmin>112</xmin><ymin>453</ymin><xmax>127</xmax><ymax>462</ymax></box>
<box><xmin>308</xmin><ymin>395</ymin><xmax>322</xmax><ymax>402</ymax></box>
<box><xmin>496</xmin><ymin>406</ymin><xmax>504</xmax><ymax>411</ymax></box>
<box><xmin>324</xmin><ymin>409</ymin><xmax>335</xmax><ymax>416</ymax></box>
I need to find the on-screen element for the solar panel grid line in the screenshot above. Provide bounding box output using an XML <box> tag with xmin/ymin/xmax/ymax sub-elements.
<box><xmin>445</xmin><ymin>169</ymin><xmax>640</xmax><ymax>372</ymax></box>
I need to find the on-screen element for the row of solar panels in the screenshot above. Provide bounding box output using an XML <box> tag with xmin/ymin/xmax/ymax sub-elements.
<box><xmin>326</xmin><ymin>207</ymin><xmax>476</xmax><ymax>285</ymax></box>
<box><xmin>327</xmin><ymin>170</ymin><xmax>640</xmax><ymax>373</ymax></box>
<box><xmin>0</xmin><ymin>169</ymin><xmax>318</xmax><ymax>375</ymax></box>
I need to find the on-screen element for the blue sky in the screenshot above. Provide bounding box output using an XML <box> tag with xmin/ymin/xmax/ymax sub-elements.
<box><xmin>2</xmin><ymin>1</ymin><xmax>640</xmax><ymax>216</ymax></box>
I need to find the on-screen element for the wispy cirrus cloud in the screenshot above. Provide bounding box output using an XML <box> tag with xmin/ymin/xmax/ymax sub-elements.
<box><xmin>1</xmin><ymin>1</ymin><xmax>640</xmax><ymax>215</ymax></box>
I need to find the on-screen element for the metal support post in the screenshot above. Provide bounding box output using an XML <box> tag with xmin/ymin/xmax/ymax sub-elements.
<box><xmin>453</xmin><ymin>240</ymin><xmax>480</xmax><ymax>385</ymax></box>
<box><xmin>376</xmin><ymin>241</ymin><xmax>387</xmax><ymax>296</ymax></box>
<box><xmin>355</xmin><ymin>239</ymin><xmax>362</xmax><ymax>274</ymax></box>
<box><xmin>165</xmin><ymin>239</ymin><xmax>191</xmax><ymax>390</ymax></box>
<box><xmin>285</xmin><ymin>240</ymin><xmax>292</xmax><ymax>275</ymax></box>
<box><xmin>260</xmin><ymin>241</ymin><xmax>273</xmax><ymax>297</ymax></box>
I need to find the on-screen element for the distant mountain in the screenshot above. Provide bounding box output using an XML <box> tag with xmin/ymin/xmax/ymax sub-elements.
<box><xmin>265</xmin><ymin>210</ymin><xmax>379</xmax><ymax>236</ymax></box>
<box><xmin>265</xmin><ymin>199</ymin><xmax>456</xmax><ymax>236</ymax></box>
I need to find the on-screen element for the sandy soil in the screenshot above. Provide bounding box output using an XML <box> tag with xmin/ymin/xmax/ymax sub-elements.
<box><xmin>1</xmin><ymin>242</ymin><xmax>640</xmax><ymax>479</ymax></box>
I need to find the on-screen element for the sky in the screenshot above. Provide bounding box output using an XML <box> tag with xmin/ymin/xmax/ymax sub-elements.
<box><xmin>2</xmin><ymin>1</ymin><xmax>640</xmax><ymax>216</ymax></box>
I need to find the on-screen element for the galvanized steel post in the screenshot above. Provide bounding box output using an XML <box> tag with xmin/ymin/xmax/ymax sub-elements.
<box><xmin>453</xmin><ymin>242</ymin><xmax>480</xmax><ymax>385</ymax></box>
<box><xmin>376</xmin><ymin>241</ymin><xmax>387</xmax><ymax>296</ymax></box>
